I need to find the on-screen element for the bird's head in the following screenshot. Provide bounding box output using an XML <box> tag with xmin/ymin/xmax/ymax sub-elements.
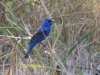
<box><xmin>44</xmin><ymin>18</ymin><xmax>55</xmax><ymax>25</ymax></box>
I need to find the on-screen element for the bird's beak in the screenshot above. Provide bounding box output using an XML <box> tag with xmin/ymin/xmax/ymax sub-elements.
<box><xmin>51</xmin><ymin>20</ymin><xmax>55</xmax><ymax>25</ymax></box>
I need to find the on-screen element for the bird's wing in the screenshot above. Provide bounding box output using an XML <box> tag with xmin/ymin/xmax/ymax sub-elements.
<box><xmin>29</xmin><ymin>30</ymin><xmax>47</xmax><ymax>44</ymax></box>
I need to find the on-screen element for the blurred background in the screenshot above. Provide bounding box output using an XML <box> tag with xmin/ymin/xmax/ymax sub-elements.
<box><xmin>0</xmin><ymin>0</ymin><xmax>100</xmax><ymax>75</ymax></box>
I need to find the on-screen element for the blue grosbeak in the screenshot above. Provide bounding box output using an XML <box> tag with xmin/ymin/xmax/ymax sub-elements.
<box><xmin>24</xmin><ymin>18</ymin><xmax>55</xmax><ymax>58</ymax></box>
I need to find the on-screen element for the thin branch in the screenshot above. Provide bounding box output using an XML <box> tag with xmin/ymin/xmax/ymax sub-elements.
<box><xmin>0</xmin><ymin>35</ymin><xmax>31</xmax><ymax>39</ymax></box>
<box><xmin>40</xmin><ymin>0</ymin><xmax>51</xmax><ymax>18</ymax></box>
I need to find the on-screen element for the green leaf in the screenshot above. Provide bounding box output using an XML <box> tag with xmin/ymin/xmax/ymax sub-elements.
<box><xmin>75</xmin><ymin>69</ymin><xmax>82</xmax><ymax>75</ymax></box>
<box><xmin>62</xmin><ymin>25</ymin><xmax>100</xmax><ymax>62</ymax></box>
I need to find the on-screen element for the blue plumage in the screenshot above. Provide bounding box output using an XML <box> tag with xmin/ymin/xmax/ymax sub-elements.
<box><xmin>24</xmin><ymin>18</ymin><xmax>54</xmax><ymax>58</ymax></box>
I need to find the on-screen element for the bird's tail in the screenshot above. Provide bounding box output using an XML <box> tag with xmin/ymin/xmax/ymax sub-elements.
<box><xmin>24</xmin><ymin>53</ymin><xmax>29</xmax><ymax>58</ymax></box>
<box><xmin>24</xmin><ymin>51</ymin><xmax>29</xmax><ymax>58</ymax></box>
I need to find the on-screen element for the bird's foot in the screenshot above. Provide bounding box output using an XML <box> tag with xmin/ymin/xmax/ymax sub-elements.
<box><xmin>40</xmin><ymin>42</ymin><xmax>46</xmax><ymax>47</ymax></box>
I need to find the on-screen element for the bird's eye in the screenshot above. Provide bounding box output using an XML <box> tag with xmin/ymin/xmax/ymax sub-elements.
<box><xmin>48</xmin><ymin>20</ymin><xmax>51</xmax><ymax>23</ymax></box>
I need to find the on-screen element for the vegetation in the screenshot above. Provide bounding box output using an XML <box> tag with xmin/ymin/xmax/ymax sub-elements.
<box><xmin>0</xmin><ymin>0</ymin><xmax>100</xmax><ymax>75</ymax></box>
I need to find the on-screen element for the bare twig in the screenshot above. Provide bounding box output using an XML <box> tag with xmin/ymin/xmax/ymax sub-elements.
<box><xmin>39</xmin><ymin>0</ymin><xmax>52</xmax><ymax>18</ymax></box>
<box><xmin>0</xmin><ymin>35</ymin><xmax>31</xmax><ymax>39</ymax></box>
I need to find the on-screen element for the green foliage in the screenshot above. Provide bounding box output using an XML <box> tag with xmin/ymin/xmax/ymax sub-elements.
<box><xmin>75</xmin><ymin>69</ymin><xmax>83</xmax><ymax>75</ymax></box>
<box><xmin>62</xmin><ymin>25</ymin><xmax>99</xmax><ymax>62</ymax></box>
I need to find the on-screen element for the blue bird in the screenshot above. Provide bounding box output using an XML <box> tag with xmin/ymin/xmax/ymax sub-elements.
<box><xmin>24</xmin><ymin>18</ymin><xmax>55</xmax><ymax>58</ymax></box>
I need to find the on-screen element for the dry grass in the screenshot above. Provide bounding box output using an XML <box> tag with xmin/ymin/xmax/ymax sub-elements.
<box><xmin>0</xmin><ymin>0</ymin><xmax>100</xmax><ymax>75</ymax></box>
